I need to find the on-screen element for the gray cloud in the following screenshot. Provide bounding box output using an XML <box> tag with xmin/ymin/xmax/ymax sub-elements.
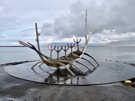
<box><xmin>41</xmin><ymin>0</ymin><xmax>135</xmax><ymax>38</ymax></box>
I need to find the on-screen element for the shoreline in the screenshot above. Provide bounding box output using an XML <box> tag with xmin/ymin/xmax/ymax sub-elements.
<box><xmin>0</xmin><ymin>46</ymin><xmax>24</xmax><ymax>47</ymax></box>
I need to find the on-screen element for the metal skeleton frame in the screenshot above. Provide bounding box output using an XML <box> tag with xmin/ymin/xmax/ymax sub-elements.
<box><xmin>19</xmin><ymin>22</ymin><xmax>99</xmax><ymax>83</ymax></box>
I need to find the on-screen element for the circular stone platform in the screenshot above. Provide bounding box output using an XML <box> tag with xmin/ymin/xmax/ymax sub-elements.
<box><xmin>4</xmin><ymin>61</ymin><xmax>135</xmax><ymax>86</ymax></box>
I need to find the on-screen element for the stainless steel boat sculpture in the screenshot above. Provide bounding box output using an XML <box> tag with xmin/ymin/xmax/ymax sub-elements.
<box><xmin>18</xmin><ymin>23</ymin><xmax>99</xmax><ymax>84</ymax></box>
<box><xmin>4</xmin><ymin>9</ymin><xmax>135</xmax><ymax>85</ymax></box>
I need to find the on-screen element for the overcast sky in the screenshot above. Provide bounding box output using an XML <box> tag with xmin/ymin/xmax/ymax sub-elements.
<box><xmin>0</xmin><ymin>0</ymin><xmax>75</xmax><ymax>29</ymax></box>
<box><xmin>0</xmin><ymin>0</ymin><xmax>135</xmax><ymax>45</ymax></box>
<box><xmin>0</xmin><ymin>0</ymin><xmax>76</xmax><ymax>45</ymax></box>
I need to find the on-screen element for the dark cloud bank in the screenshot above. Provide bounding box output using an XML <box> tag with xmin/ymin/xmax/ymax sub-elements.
<box><xmin>41</xmin><ymin>0</ymin><xmax>135</xmax><ymax>39</ymax></box>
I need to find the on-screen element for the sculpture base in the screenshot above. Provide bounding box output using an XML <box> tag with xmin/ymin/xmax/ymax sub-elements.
<box><xmin>4</xmin><ymin>61</ymin><xmax>135</xmax><ymax>86</ymax></box>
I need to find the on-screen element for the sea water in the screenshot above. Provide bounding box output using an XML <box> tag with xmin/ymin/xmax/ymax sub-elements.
<box><xmin>1</xmin><ymin>45</ymin><xmax>135</xmax><ymax>65</ymax></box>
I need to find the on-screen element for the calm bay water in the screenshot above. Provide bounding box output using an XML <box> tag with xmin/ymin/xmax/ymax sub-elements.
<box><xmin>0</xmin><ymin>45</ymin><xmax>135</xmax><ymax>65</ymax></box>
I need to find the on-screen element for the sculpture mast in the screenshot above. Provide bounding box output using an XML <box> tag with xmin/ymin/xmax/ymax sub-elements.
<box><xmin>84</xmin><ymin>9</ymin><xmax>88</xmax><ymax>35</ymax></box>
<box><xmin>35</xmin><ymin>23</ymin><xmax>41</xmax><ymax>52</ymax></box>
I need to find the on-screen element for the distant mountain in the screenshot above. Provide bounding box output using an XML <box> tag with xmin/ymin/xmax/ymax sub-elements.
<box><xmin>106</xmin><ymin>39</ymin><xmax>135</xmax><ymax>47</ymax></box>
